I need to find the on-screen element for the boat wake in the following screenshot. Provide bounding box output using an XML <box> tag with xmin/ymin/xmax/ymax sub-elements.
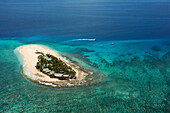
<box><xmin>72</xmin><ymin>39</ymin><xmax>96</xmax><ymax>41</ymax></box>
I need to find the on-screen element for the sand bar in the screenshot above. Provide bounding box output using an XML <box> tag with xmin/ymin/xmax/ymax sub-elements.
<box><xmin>16</xmin><ymin>44</ymin><xmax>88</xmax><ymax>85</ymax></box>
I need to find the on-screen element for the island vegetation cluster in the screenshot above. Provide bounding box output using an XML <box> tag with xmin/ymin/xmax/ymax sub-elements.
<box><xmin>35</xmin><ymin>52</ymin><xmax>76</xmax><ymax>80</ymax></box>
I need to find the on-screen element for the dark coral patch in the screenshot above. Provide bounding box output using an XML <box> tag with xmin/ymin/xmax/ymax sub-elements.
<box><xmin>151</xmin><ymin>46</ymin><xmax>161</xmax><ymax>51</ymax></box>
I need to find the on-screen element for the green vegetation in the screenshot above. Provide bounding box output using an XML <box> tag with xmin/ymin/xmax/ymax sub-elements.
<box><xmin>35</xmin><ymin>51</ymin><xmax>44</xmax><ymax>55</ymax></box>
<box><xmin>35</xmin><ymin>52</ymin><xmax>76</xmax><ymax>80</ymax></box>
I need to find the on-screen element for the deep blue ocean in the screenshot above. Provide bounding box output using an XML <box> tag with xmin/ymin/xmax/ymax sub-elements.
<box><xmin>0</xmin><ymin>0</ymin><xmax>170</xmax><ymax>112</ymax></box>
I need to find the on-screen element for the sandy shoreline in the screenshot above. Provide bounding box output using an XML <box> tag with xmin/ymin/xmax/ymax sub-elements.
<box><xmin>16</xmin><ymin>44</ymin><xmax>88</xmax><ymax>86</ymax></box>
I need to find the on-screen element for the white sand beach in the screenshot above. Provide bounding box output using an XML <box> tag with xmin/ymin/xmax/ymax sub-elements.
<box><xmin>16</xmin><ymin>44</ymin><xmax>88</xmax><ymax>85</ymax></box>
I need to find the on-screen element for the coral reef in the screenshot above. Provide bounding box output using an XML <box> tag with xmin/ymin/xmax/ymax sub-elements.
<box><xmin>151</xmin><ymin>46</ymin><xmax>161</xmax><ymax>51</ymax></box>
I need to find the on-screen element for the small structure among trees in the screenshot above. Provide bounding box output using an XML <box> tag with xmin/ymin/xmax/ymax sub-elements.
<box><xmin>35</xmin><ymin>52</ymin><xmax>76</xmax><ymax>80</ymax></box>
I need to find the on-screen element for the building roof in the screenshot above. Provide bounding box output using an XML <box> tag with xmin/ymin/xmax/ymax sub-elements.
<box><xmin>54</xmin><ymin>73</ymin><xmax>63</xmax><ymax>77</ymax></box>
<box><xmin>43</xmin><ymin>68</ymin><xmax>51</xmax><ymax>73</ymax></box>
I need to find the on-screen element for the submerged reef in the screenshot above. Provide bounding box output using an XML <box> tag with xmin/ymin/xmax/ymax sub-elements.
<box><xmin>163</xmin><ymin>40</ymin><xmax>170</xmax><ymax>46</ymax></box>
<box><xmin>162</xmin><ymin>52</ymin><xmax>170</xmax><ymax>64</ymax></box>
<box><xmin>151</xmin><ymin>46</ymin><xmax>161</xmax><ymax>51</ymax></box>
<box><xmin>81</xmin><ymin>51</ymin><xmax>170</xmax><ymax>112</ymax></box>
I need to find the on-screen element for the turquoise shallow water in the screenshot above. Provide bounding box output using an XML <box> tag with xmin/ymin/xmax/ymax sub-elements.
<box><xmin>1</xmin><ymin>0</ymin><xmax>170</xmax><ymax>112</ymax></box>
<box><xmin>0</xmin><ymin>37</ymin><xmax>169</xmax><ymax>112</ymax></box>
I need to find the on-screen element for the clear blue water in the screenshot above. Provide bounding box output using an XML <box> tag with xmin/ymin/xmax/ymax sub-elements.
<box><xmin>0</xmin><ymin>0</ymin><xmax>170</xmax><ymax>112</ymax></box>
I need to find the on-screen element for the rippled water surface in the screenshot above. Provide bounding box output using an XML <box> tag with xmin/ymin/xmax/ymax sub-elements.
<box><xmin>0</xmin><ymin>0</ymin><xmax>170</xmax><ymax>112</ymax></box>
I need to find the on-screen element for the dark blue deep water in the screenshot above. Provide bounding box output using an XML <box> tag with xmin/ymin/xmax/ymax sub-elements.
<box><xmin>0</xmin><ymin>0</ymin><xmax>170</xmax><ymax>112</ymax></box>
<box><xmin>0</xmin><ymin>0</ymin><xmax>170</xmax><ymax>40</ymax></box>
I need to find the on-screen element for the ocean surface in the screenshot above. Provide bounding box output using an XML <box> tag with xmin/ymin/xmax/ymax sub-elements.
<box><xmin>0</xmin><ymin>0</ymin><xmax>170</xmax><ymax>112</ymax></box>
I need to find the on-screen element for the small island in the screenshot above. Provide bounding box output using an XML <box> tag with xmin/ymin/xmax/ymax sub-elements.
<box><xmin>16</xmin><ymin>44</ymin><xmax>88</xmax><ymax>86</ymax></box>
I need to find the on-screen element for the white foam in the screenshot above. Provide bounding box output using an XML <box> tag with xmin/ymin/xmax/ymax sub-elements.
<box><xmin>38</xmin><ymin>81</ymin><xmax>57</xmax><ymax>87</ymax></box>
<box><xmin>38</xmin><ymin>80</ymin><xmax>86</xmax><ymax>87</ymax></box>
<box><xmin>14</xmin><ymin>48</ymin><xmax>23</xmax><ymax>65</ymax></box>
<box><xmin>23</xmin><ymin>68</ymin><xmax>34</xmax><ymax>80</ymax></box>
<box><xmin>72</xmin><ymin>39</ymin><xmax>96</xmax><ymax>41</ymax></box>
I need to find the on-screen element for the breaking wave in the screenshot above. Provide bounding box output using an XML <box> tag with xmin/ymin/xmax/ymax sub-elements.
<box><xmin>38</xmin><ymin>80</ymin><xmax>87</xmax><ymax>87</ymax></box>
